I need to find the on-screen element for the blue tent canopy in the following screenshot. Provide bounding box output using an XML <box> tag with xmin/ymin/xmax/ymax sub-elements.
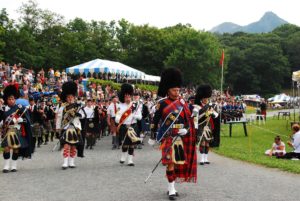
<box><xmin>66</xmin><ymin>59</ymin><xmax>145</xmax><ymax>79</ymax></box>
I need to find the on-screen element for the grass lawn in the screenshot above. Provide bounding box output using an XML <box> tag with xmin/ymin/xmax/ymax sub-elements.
<box><xmin>245</xmin><ymin>105</ymin><xmax>290</xmax><ymax>114</ymax></box>
<box><xmin>213</xmin><ymin>117</ymin><xmax>300</xmax><ymax>174</ymax></box>
<box><xmin>245</xmin><ymin>106</ymin><xmax>257</xmax><ymax>114</ymax></box>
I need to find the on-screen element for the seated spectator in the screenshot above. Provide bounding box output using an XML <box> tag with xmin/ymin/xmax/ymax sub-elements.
<box><xmin>277</xmin><ymin>124</ymin><xmax>300</xmax><ymax>159</ymax></box>
<box><xmin>265</xmin><ymin>136</ymin><xmax>286</xmax><ymax>157</ymax></box>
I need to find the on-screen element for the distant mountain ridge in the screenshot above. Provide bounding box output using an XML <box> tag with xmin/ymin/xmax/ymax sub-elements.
<box><xmin>210</xmin><ymin>12</ymin><xmax>289</xmax><ymax>33</ymax></box>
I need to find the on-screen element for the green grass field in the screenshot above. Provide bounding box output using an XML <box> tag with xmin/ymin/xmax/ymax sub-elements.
<box><xmin>245</xmin><ymin>106</ymin><xmax>289</xmax><ymax>114</ymax></box>
<box><xmin>213</xmin><ymin>117</ymin><xmax>300</xmax><ymax>174</ymax></box>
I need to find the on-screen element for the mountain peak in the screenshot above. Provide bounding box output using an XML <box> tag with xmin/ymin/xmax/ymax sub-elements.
<box><xmin>260</xmin><ymin>11</ymin><xmax>287</xmax><ymax>23</ymax></box>
<box><xmin>210</xmin><ymin>12</ymin><xmax>289</xmax><ymax>34</ymax></box>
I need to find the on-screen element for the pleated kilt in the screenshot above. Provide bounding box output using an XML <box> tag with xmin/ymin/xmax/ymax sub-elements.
<box><xmin>43</xmin><ymin>120</ymin><xmax>53</xmax><ymax>132</ymax></box>
<box><xmin>1</xmin><ymin>128</ymin><xmax>28</xmax><ymax>149</ymax></box>
<box><xmin>32</xmin><ymin>123</ymin><xmax>42</xmax><ymax>137</ymax></box>
<box><xmin>85</xmin><ymin>118</ymin><xmax>98</xmax><ymax>134</ymax></box>
<box><xmin>60</xmin><ymin>126</ymin><xmax>82</xmax><ymax>146</ymax></box>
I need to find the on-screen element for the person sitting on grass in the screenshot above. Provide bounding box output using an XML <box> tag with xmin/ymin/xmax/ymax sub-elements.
<box><xmin>277</xmin><ymin>124</ymin><xmax>300</xmax><ymax>160</ymax></box>
<box><xmin>265</xmin><ymin>136</ymin><xmax>286</xmax><ymax>157</ymax></box>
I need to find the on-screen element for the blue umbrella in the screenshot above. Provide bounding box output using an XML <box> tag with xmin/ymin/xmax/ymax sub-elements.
<box><xmin>16</xmin><ymin>98</ymin><xmax>29</xmax><ymax>107</ymax></box>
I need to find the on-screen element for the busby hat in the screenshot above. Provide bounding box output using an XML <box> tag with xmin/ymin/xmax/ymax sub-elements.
<box><xmin>118</xmin><ymin>83</ymin><xmax>133</xmax><ymax>103</ymax></box>
<box><xmin>3</xmin><ymin>84</ymin><xmax>20</xmax><ymax>104</ymax></box>
<box><xmin>157</xmin><ymin>68</ymin><xmax>183</xmax><ymax>97</ymax></box>
<box><xmin>188</xmin><ymin>96</ymin><xmax>195</xmax><ymax>101</ymax></box>
<box><xmin>60</xmin><ymin>81</ymin><xmax>77</xmax><ymax>102</ymax></box>
<box><xmin>194</xmin><ymin>85</ymin><xmax>212</xmax><ymax>105</ymax></box>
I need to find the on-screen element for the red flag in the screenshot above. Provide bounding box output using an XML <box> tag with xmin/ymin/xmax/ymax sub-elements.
<box><xmin>219</xmin><ymin>49</ymin><xmax>224</xmax><ymax>66</ymax></box>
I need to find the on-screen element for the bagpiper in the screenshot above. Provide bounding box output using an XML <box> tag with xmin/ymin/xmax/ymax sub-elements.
<box><xmin>56</xmin><ymin>81</ymin><xmax>82</xmax><ymax>169</ymax></box>
<box><xmin>107</xmin><ymin>96</ymin><xmax>119</xmax><ymax>149</ymax></box>
<box><xmin>28</xmin><ymin>97</ymin><xmax>43</xmax><ymax>150</ymax></box>
<box><xmin>1</xmin><ymin>84</ymin><xmax>33</xmax><ymax>173</ymax></box>
<box><xmin>193</xmin><ymin>85</ymin><xmax>218</xmax><ymax>165</ymax></box>
<box><xmin>79</xmin><ymin>98</ymin><xmax>99</xmax><ymax>150</ymax></box>
<box><xmin>148</xmin><ymin>68</ymin><xmax>197</xmax><ymax>200</ymax></box>
<box><xmin>115</xmin><ymin>83</ymin><xmax>142</xmax><ymax>166</ymax></box>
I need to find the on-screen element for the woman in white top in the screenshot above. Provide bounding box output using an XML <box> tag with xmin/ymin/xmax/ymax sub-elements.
<box><xmin>277</xmin><ymin>124</ymin><xmax>300</xmax><ymax>159</ymax></box>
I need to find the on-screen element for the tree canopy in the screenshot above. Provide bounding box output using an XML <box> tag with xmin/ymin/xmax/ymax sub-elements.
<box><xmin>1</xmin><ymin>0</ymin><xmax>299</xmax><ymax>96</ymax></box>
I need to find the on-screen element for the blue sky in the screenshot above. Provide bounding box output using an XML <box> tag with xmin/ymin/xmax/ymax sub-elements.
<box><xmin>1</xmin><ymin>0</ymin><xmax>299</xmax><ymax>30</ymax></box>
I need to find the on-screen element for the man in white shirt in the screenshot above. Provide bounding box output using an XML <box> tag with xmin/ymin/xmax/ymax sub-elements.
<box><xmin>115</xmin><ymin>84</ymin><xmax>142</xmax><ymax>166</ymax></box>
<box><xmin>79</xmin><ymin>99</ymin><xmax>98</xmax><ymax>150</ymax></box>
<box><xmin>107</xmin><ymin>96</ymin><xmax>119</xmax><ymax>149</ymax></box>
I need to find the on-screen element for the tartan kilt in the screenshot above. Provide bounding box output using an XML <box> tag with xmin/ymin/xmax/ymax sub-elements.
<box><xmin>85</xmin><ymin>118</ymin><xmax>98</xmax><ymax>134</ymax></box>
<box><xmin>1</xmin><ymin>128</ymin><xmax>28</xmax><ymax>149</ymax></box>
<box><xmin>109</xmin><ymin>118</ymin><xmax>117</xmax><ymax>134</ymax></box>
<box><xmin>162</xmin><ymin>128</ymin><xmax>197</xmax><ymax>183</ymax></box>
<box><xmin>44</xmin><ymin>120</ymin><xmax>53</xmax><ymax>132</ymax></box>
<box><xmin>32</xmin><ymin>123</ymin><xmax>42</xmax><ymax>137</ymax></box>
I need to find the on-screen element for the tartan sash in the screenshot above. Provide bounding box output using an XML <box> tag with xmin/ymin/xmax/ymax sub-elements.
<box><xmin>117</xmin><ymin>103</ymin><xmax>133</xmax><ymax>132</ymax></box>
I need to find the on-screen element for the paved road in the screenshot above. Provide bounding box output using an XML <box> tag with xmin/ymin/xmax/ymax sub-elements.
<box><xmin>0</xmin><ymin>136</ymin><xmax>299</xmax><ymax>201</ymax></box>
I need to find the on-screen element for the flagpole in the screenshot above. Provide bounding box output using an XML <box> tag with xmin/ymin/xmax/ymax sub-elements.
<box><xmin>219</xmin><ymin>49</ymin><xmax>224</xmax><ymax>134</ymax></box>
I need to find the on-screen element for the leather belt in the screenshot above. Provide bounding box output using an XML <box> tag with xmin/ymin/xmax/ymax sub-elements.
<box><xmin>172</xmin><ymin>124</ymin><xmax>184</xmax><ymax>129</ymax></box>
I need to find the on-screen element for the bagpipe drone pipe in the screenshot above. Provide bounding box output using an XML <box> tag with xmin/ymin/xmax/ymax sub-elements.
<box><xmin>221</xmin><ymin>109</ymin><xmax>244</xmax><ymax>122</ymax></box>
<box><xmin>29</xmin><ymin>91</ymin><xmax>58</xmax><ymax>102</ymax></box>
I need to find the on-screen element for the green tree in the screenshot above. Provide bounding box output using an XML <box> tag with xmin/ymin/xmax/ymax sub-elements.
<box><xmin>163</xmin><ymin>25</ymin><xmax>222</xmax><ymax>87</ymax></box>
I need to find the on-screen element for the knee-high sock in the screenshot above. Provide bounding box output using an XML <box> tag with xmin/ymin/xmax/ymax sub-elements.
<box><xmin>63</xmin><ymin>144</ymin><xmax>70</xmax><ymax>158</ymax></box>
<box><xmin>70</xmin><ymin>146</ymin><xmax>77</xmax><ymax>158</ymax></box>
<box><xmin>166</xmin><ymin>170</ymin><xmax>175</xmax><ymax>182</ymax></box>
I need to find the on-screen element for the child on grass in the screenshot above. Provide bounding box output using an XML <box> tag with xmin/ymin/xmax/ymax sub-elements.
<box><xmin>265</xmin><ymin>136</ymin><xmax>286</xmax><ymax>157</ymax></box>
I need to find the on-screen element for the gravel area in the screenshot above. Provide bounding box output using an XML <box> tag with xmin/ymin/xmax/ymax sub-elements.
<box><xmin>0</xmin><ymin>136</ymin><xmax>299</xmax><ymax>201</ymax></box>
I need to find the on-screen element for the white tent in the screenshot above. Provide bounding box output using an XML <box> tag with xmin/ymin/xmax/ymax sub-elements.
<box><xmin>268</xmin><ymin>93</ymin><xmax>291</xmax><ymax>103</ymax></box>
<box><xmin>66</xmin><ymin>59</ymin><xmax>145</xmax><ymax>79</ymax></box>
<box><xmin>143</xmin><ymin>74</ymin><xmax>161</xmax><ymax>82</ymax></box>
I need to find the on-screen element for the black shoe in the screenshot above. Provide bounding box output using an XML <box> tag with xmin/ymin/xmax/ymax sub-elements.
<box><xmin>112</xmin><ymin>146</ymin><xmax>117</xmax><ymax>150</ymax></box>
<box><xmin>37</xmin><ymin>144</ymin><xmax>41</xmax><ymax>148</ymax></box>
<box><xmin>85</xmin><ymin>145</ymin><xmax>89</xmax><ymax>149</ymax></box>
<box><xmin>44</xmin><ymin>142</ymin><xmax>48</xmax><ymax>145</ymax></box>
<box><xmin>204</xmin><ymin>161</ymin><xmax>210</xmax><ymax>164</ymax></box>
<box><xmin>169</xmin><ymin>194</ymin><xmax>176</xmax><ymax>200</ymax></box>
<box><xmin>2</xmin><ymin>169</ymin><xmax>9</xmax><ymax>173</ymax></box>
<box><xmin>69</xmin><ymin>166</ymin><xmax>76</xmax><ymax>169</ymax></box>
<box><xmin>62</xmin><ymin>167</ymin><xmax>68</xmax><ymax>170</ymax></box>
<box><xmin>199</xmin><ymin>162</ymin><xmax>204</xmax><ymax>165</ymax></box>
<box><xmin>90</xmin><ymin>146</ymin><xmax>93</xmax><ymax>150</ymax></box>
<box><xmin>128</xmin><ymin>163</ymin><xmax>135</xmax><ymax>166</ymax></box>
<box><xmin>11</xmin><ymin>169</ymin><xmax>17</xmax><ymax>172</ymax></box>
<box><xmin>120</xmin><ymin>160</ymin><xmax>125</xmax><ymax>164</ymax></box>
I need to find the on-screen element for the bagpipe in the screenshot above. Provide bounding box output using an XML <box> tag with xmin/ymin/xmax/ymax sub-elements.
<box><xmin>221</xmin><ymin>109</ymin><xmax>243</xmax><ymax>122</ymax></box>
<box><xmin>1</xmin><ymin>107</ymin><xmax>28</xmax><ymax>149</ymax></box>
<box><xmin>60</xmin><ymin>103</ymin><xmax>83</xmax><ymax>145</ymax></box>
<box><xmin>29</xmin><ymin>91</ymin><xmax>57</xmax><ymax>101</ymax></box>
<box><xmin>62</xmin><ymin>103</ymin><xmax>82</xmax><ymax>128</ymax></box>
<box><xmin>192</xmin><ymin>102</ymin><xmax>218</xmax><ymax>144</ymax></box>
